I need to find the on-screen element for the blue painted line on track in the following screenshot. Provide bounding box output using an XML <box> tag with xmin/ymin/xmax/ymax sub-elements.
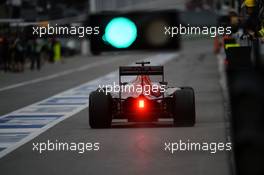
<box><xmin>4</xmin><ymin>115</ymin><xmax>63</xmax><ymax>119</ymax></box>
<box><xmin>39</xmin><ymin>97</ymin><xmax>88</xmax><ymax>105</ymax></box>
<box><xmin>0</xmin><ymin>133</ymin><xmax>30</xmax><ymax>143</ymax></box>
<box><xmin>18</xmin><ymin>106</ymin><xmax>78</xmax><ymax>114</ymax></box>
<box><xmin>38</xmin><ymin>103</ymin><xmax>86</xmax><ymax>105</ymax></box>
<box><xmin>0</xmin><ymin>125</ymin><xmax>44</xmax><ymax>129</ymax></box>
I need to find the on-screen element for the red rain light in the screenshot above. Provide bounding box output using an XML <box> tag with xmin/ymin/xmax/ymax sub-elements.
<box><xmin>138</xmin><ymin>100</ymin><xmax>145</xmax><ymax>109</ymax></box>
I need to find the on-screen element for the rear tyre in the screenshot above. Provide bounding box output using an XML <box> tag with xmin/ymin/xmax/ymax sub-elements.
<box><xmin>173</xmin><ymin>87</ymin><xmax>195</xmax><ymax>126</ymax></box>
<box><xmin>89</xmin><ymin>90</ymin><xmax>112</xmax><ymax>128</ymax></box>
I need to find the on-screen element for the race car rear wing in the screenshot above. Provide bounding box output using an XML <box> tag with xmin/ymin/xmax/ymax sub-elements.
<box><xmin>119</xmin><ymin>66</ymin><xmax>164</xmax><ymax>76</ymax></box>
<box><xmin>118</xmin><ymin>64</ymin><xmax>166</xmax><ymax>101</ymax></box>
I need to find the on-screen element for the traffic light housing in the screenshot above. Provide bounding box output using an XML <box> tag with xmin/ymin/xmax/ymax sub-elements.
<box><xmin>88</xmin><ymin>10</ymin><xmax>180</xmax><ymax>55</ymax></box>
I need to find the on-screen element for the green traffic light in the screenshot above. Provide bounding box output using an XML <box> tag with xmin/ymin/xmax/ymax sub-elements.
<box><xmin>103</xmin><ymin>17</ymin><xmax>137</xmax><ymax>48</ymax></box>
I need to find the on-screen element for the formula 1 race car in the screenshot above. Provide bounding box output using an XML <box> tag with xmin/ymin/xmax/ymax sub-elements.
<box><xmin>89</xmin><ymin>61</ymin><xmax>195</xmax><ymax>128</ymax></box>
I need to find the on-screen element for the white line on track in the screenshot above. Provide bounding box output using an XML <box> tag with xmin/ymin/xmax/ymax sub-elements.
<box><xmin>0</xmin><ymin>56</ymin><xmax>126</xmax><ymax>92</ymax></box>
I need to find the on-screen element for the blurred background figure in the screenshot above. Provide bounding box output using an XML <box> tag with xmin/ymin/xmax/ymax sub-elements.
<box><xmin>13</xmin><ymin>36</ymin><xmax>25</xmax><ymax>72</ymax></box>
<box><xmin>29</xmin><ymin>39</ymin><xmax>41</xmax><ymax>71</ymax></box>
<box><xmin>0</xmin><ymin>36</ymin><xmax>3</xmax><ymax>71</ymax></box>
<box><xmin>242</xmin><ymin>0</ymin><xmax>259</xmax><ymax>39</ymax></box>
<box><xmin>52</xmin><ymin>39</ymin><xmax>62</xmax><ymax>63</ymax></box>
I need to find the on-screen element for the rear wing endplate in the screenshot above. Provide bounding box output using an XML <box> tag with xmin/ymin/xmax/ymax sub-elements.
<box><xmin>119</xmin><ymin>66</ymin><xmax>164</xmax><ymax>76</ymax></box>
